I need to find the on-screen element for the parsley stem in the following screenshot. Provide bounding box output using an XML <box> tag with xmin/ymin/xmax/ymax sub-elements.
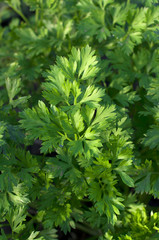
<box><xmin>40</xmin><ymin>0</ymin><xmax>44</xmax><ymax>25</ymax></box>
<box><xmin>9</xmin><ymin>5</ymin><xmax>29</xmax><ymax>25</ymax></box>
<box><xmin>74</xmin><ymin>97</ymin><xmax>77</xmax><ymax>105</ymax></box>
<box><xmin>66</xmin><ymin>100</ymin><xmax>70</xmax><ymax>106</ymax></box>
<box><xmin>76</xmin><ymin>223</ymin><xmax>101</xmax><ymax>236</ymax></box>
<box><xmin>35</xmin><ymin>8</ymin><xmax>39</xmax><ymax>30</ymax></box>
<box><xmin>66</xmin><ymin>136</ymin><xmax>72</xmax><ymax>141</ymax></box>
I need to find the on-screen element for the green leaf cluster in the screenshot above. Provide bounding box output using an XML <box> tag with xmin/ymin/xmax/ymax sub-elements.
<box><xmin>1</xmin><ymin>0</ymin><xmax>159</xmax><ymax>239</ymax></box>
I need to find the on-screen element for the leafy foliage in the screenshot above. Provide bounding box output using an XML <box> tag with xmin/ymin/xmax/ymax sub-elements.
<box><xmin>20</xmin><ymin>46</ymin><xmax>135</xmax><ymax>227</ymax></box>
<box><xmin>1</xmin><ymin>0</ymin><xmax>159</xmax><ymax>239</ymax></box>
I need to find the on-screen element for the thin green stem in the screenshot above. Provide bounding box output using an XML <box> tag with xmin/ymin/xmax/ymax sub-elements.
<box><xmin>74</xmin><ymin>96</ymin><xmax>77</xmax><ymax>105</ymax></box>
<box><xmin>40</xmin><ymin>0</ymin><xmax>44</xmax><ymax>25</ymax></box>
<box><xmin>81</xmin><ymin>198</ymin><xmax>91</xmax><ymax>202</ymax></box>
<box><xmin>66</xmin><ymin>136</ymin><xmax>72</xmax><ymax>142</ymax></box>
<box><xmin>9</xmin><ymin>5</ymin><xmax>29</xmax><ymax>25</ymax></box>
<box><xmin>35</xmin><ymin>7</ymin><xmax>39</xmax><ymax>30</ymax></box>
<box><xmin>76</xmin><ymin>223</ymin><xmax>101</xmax><ymax>237</ymax></box>
<box><xmin>66</xmin><ymin>100</ymin><xmax>70</xmax><ymax>106</ymax></box>
<box><xmin>83</xmin><ymin>176</ymin><xmax>90</xmax><ymax>187</ymax></box>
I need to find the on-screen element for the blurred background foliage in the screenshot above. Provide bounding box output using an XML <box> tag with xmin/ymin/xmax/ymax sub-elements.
<box><xmin>0</xmin><ymin>0</ymin><xmax>159</xmax><ymax>239</ymax></box>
